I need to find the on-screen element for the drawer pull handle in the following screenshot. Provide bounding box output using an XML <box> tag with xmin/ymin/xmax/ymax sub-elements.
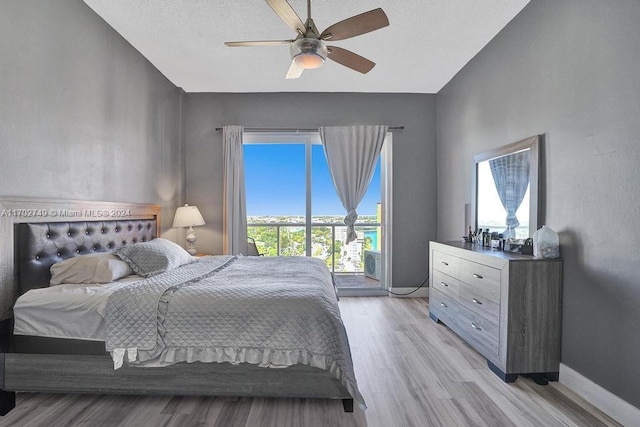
<box><xmin>441</xmin><ymin>261</ymin><xmax>449</xmax><ymax>266</ymax></box>
<box><xmin>472</xmin><ymin>298</ymin><xmax>483</xmax><ymax>305</ymax></box>
<box><xmin>440</xmin><ymin>302</ymin><xmax>448</xmax><ymax>308</ymax></box>
<box><xmin>471</xmin><ymin>322</ymin><xmax>481</xmax><ymax>330</ymax></box>
<box><xmin>473</xmin><ymin>273</ymin><xmax>483</xmax><ymax>279</ymax></box>
<box><xmin>440</xmin><ymin>282</ymin><xmax>449</xmax><ymax>287</ymax></box>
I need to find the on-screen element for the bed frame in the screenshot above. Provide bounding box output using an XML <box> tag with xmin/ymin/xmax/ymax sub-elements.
<box><xmin>0</xmin><ymin>198</ymin><xmax>354</xmax><ymax>416</ymax></box>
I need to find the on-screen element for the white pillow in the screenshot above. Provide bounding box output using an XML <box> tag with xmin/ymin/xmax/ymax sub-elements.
<box><xmin>50</xmin><ymin>252</ymin><xmax>133</xmax><ymax>285</ymax></box>
<box><xmin>114</xmin><ymin>238</ymin><xmax>194</xmax><ymax>277</ymax></box>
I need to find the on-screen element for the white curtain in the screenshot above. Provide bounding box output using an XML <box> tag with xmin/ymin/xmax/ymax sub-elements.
<box><xmin>222</xmin><ymin>125</ymin><xmax>248</xmax><ymax>255</ymax></box>
<box><xmin>319</xmin><ymin>125</ymin><xmax>388</xmax><ymax>244</ymax></box>
<box><xmin>489</xmin><ymin>150</ymin><xmax>530</xmax><ymax>238</ymax></box>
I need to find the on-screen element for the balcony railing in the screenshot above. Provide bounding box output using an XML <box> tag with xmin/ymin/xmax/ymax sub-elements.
<box><xmin>247</xmin><ymin>222</ymin><xmax>381</xmax><ymax>275</ymax></box>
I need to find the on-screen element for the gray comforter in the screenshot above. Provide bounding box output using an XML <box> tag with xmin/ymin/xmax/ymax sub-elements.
<box><xmin>104</xmin><ymin>255</ymin><xmax>363</xmax><ymax>406</ymax></box>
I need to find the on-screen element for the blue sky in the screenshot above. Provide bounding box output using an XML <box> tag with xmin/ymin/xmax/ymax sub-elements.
<box><xmin>244</xmin><ymin>144</ymin><xmax>381</xmax><ymax>216</ymax></box>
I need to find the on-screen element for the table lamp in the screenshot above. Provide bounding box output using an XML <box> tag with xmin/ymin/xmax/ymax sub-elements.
<box><xmin>172</xmin><ymin>204</ymin><xmax>205</xmax><ymax>255</ymax></box>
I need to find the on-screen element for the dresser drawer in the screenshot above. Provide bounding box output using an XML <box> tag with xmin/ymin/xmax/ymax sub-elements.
<box><xmin>431</xmin><ymin>269</ymin><xmax>461</xmax><ymax>301</ymax></box>
<box><xmin>429</xmin><ymin>289</ymin><xmax>459</xmax><ymax>328</ymax></box>
<box><xmin>430</xmin><ymin>289</ymin><xmax>499</xmax><ymax>359</ymax></box>
<box><xmin>432</xmin><ymin>250</ymin><xmax>459</xmax><ymax>278</ymax></box>
<box><xmin>455</xmin><ymin>304</ymin><xmax>499</xmax><ymax>357</ymax></box>
<box><xmin>457</xmin><ymin>282</ymin><xmax>500</xmax><ymax>324</ymax></box>
<box><xmin>459</xmin><ymin>259</ymin><xmax>501</xmax><ymax>300</ymax></box>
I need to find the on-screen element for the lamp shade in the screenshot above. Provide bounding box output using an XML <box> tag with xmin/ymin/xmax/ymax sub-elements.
<box><xmin>172</xmin><ymin>204</ymin><xmax>205</xmax><ymax>228</ymax></box>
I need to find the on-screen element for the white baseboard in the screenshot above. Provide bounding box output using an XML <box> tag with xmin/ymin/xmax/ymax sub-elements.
<box><xmin>559</xmin><ymin>363</ymin><xmax>640</xmax><ymax>426</ymax></box>
<box><xmin>387</xmin><ymin>287</ymin><xmax>429</xmax><ymax>298</ymax></box>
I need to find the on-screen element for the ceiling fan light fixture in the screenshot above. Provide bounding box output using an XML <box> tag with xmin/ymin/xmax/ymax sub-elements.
<box><xmin>293</xmin><ymin>52</ymin><xmax>324</xmax><ymax>69</ymax></box>
<box><xmin>226</xmin><ymin>4</ymin><xmax>389</xmax><ymax>79</ymax></box>
<box><xmin>291</xmin><ymin>38</ymin><xmax>327</xmax><ymax>69</ymax></box>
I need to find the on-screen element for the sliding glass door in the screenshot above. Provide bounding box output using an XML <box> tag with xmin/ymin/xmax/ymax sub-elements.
<box><xmin>244</xmin><ymin>131</ymin><xmax>391</xmax><ymax>291</ymax></box>
<box><xmin>243</xmin><ymin>141</ymin><xmax>307</xmax><ymax>256</ymax></box>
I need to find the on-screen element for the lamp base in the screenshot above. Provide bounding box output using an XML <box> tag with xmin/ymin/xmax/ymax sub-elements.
<box><xmin>186</xmin><ymin>228</ymin><xmax>197</xmax><ymax>256</ymax></box>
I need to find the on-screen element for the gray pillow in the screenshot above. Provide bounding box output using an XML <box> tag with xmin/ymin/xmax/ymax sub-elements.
<box><xmin>114</xmin><ymin>238</ymin><xmax>194</xmax><ymax>277</ymax></box>
<box><xmin>50</xmin><ymin>252</ymin><xmax>132</xmax><ymax>285</ymax></box>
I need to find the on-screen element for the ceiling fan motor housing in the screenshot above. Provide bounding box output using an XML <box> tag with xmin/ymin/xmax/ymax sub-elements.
<box><xmin>291</xmin><ymin>38</ymin><xmax>328</xmax><ymax>69</ymax></box>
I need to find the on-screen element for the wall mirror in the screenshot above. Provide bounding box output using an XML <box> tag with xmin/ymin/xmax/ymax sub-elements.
<box><xmin>473</xmin><ymin>135</ymin><xmax>541</xmax><ymax>239</ymax></box>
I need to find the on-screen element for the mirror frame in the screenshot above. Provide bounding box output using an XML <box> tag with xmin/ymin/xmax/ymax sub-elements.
<box><xmin>472</xmin><ymin>135</ymin><xmax>541</xmax><ymax>238</ymax></box>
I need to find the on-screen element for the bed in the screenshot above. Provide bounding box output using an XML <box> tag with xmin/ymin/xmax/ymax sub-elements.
<box><xmin>0</xmin><ymin>200</ymin><xmax>361</xmax><ymax>416</ymax></box>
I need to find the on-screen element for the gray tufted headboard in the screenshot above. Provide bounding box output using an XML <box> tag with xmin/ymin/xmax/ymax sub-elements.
<box><xmin>16</xmin><ymin>219</ymin><xmax>157</xmax><ymax>294</ymax></box>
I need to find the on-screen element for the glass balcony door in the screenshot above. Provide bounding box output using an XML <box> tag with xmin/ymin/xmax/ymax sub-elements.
<box><xmin>244</xmin><ymin>131</ymin><xmax>391</xmax><ymax>292</ymax></box>
<box><xmin>244</xmin><ymin>141</ymin><xmax>307</xmax><ymax>256</ymax></box>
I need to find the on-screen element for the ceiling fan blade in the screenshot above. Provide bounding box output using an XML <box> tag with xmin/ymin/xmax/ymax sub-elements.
<box><xmin>320</xmin><ymin>8</ymin><xmax>389</xmax><ymax>41</ymax></box>
<box><xmin>265</xmin><ymin>0</ymin><xmax>305</xmax><ymax>34</ymax></box>
<box><xmin>225</xmin><ymin>40</ymin><xmax>293</xmax><ymax>47</ymax></box>
<box><xmin>286</xmin><ymin>60</ymin><xmax>304</xmax><ymax>79</ymax></box>
<box><xmin>327</xmin><ymin>46</ymin><xmax>375</xmax><ymax>74</ymax></box>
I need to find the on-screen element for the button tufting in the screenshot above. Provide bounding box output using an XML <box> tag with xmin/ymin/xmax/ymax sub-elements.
<box><xmin>46</xmin><ymin>234</ymin><xmax>50</xmax><ymax>238</ymax></box>
<box><xmin>67</xmin><ymin>232</ymin><xmax>72</xmax><ymax>236</ymax></box>
<box><xmin>76</xmin><ymin>249</ymin><xmax>80</xmax><ymax>254</ymax></box>
<box><xmin>35</xmin><ymin>255</ymin><xmax>40</xmax><ymax>260</ymax></box>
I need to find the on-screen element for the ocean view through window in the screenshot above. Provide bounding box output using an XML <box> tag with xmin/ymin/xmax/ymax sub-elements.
<box><xmin>243</xmin><ymin>132</ymin><xmax>384</xmax><ymax>287</ymax></box>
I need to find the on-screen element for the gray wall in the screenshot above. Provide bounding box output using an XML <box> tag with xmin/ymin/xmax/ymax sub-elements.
<box><xmin>184</xmin><ymin>93</ymin><xmax>436</xmax><ymax>289</ymax></box>
<box><xmin>0</xmin><ymin>0</ymin><xmax>183</xmax><ymax>234</ymax></box>
<box><xmin>437</xmin><ymin>0</ymin><xmax>640</xmax><ymax>407</ymax></box>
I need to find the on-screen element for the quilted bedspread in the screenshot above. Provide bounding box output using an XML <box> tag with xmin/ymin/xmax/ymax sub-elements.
<box><xmin>104</xmin><ymin>255</ymin><xmax>363</xmax><ymax>406</ymax></box>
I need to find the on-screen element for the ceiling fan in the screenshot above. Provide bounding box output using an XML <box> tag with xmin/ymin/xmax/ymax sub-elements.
<box><xmin>224</xmin><ymin>0</ymin><xmax>389</xmax><ymax>79</ymax></box>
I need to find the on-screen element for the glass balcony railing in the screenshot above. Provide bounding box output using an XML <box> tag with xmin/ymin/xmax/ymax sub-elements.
<box><xmin>247</xmin><ymin>221</ymin><xmax>381</xmax><ymax>275</ymax></box>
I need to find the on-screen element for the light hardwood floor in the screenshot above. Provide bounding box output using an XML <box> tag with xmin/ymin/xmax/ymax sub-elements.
<box><xmin>0</xmin><ymin>297</ymin><xmax>621</xmax><ymax>427</ymax></box>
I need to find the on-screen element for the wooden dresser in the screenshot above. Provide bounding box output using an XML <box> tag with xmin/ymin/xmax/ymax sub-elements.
<box><xmin>429</xmin><ymin>241</ymin><xmax>562</xmax><ymax>383</ymax></box>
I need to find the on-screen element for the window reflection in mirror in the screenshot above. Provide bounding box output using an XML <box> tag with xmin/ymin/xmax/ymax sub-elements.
<box><xmin>473</xmin><ymin>135</ymin><xmax>540</xmax><ymax>239</ymax></box>
<box><xmin>477</xmin><ymin>156</ymin><xmax>530</xmax><ymax>238</ymax></box>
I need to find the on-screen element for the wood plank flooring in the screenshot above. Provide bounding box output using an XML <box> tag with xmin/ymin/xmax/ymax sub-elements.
<box><xmin>0</xmin><ymin>297</ymin><xmax>621</xmax><ymax>427</ymax></box>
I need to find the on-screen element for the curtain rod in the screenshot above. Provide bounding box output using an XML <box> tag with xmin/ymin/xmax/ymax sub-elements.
<box><xmin>215</xmin><ymin>126</ymin><xmax>404</xmax><ymax>132</ymax></box>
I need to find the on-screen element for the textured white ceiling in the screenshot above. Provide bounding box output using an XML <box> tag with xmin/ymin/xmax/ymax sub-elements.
<box><xmin>83</xmin><ymin>0</ymin><xmax>529</xmax><ymax>93</ymax></box>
